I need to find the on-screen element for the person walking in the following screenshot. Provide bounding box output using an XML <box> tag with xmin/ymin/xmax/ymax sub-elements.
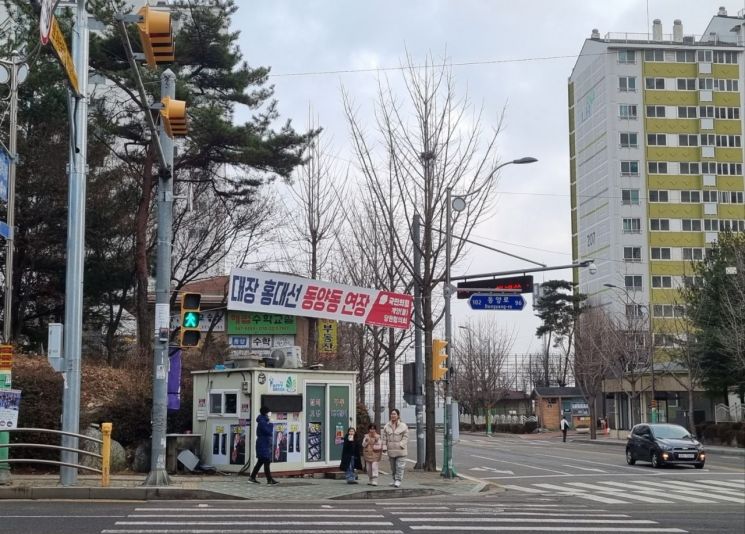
<box><xmin>249</xmin><ymin>406</ymin><xmax>279</xmax><ymax>484</ymax></box>
<box><xmin>560</xmin><ymin>415</ymin><xmax>570</xmax><ymax>443</ymax></box>
<box><xmin>340</xmin><ymin>427</ymin><xmax>362</xmax><ymax>484</ymax></box>
<box><xmin>382</xmin><ymin>408</ymin><xmax>408</xmax><ymax>488</ymax></box>
<box><xmin>362</xmin><ymin>424</ymin><xmax>383</xmax><ymax>485</ymax></box>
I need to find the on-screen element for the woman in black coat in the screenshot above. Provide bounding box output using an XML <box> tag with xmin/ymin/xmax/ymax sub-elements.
<box><xmin>249</xmin><ymin>406</ymin><xmax>279</xmax><ymax>484</ymax></box>
<box><xmin>339</xmin><ymin>427</ymin><xmax>362</xmax><ymax>484</ymax></box>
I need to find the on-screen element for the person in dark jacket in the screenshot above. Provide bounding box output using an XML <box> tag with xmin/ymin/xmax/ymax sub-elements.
<box><xmin>339</xmin><ymin>427</ymin><xmax>362</xmax><ymax>484</ymax></box>
<box><xmin>249</xmin><ymin>406</ymin><xmax>279</xmax><ymax>484</ymax></box>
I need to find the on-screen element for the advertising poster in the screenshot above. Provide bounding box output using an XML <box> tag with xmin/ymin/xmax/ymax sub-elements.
<box><xmin>286</xmin><ymin>413</ymin><xmax>302</xmax><ymax>464</ymax></box>
<box><xmin>318</xmin><ymin>319</ymin><xmax>338</xmax><ymax>356</ymax></box>
<box><xmin>0</xmin><ymin>389</ymin><xmax>20</xmax><ymax>429</ymax></box>
<box><xmin>328</xmin><ymin>385</ymin><xmax>349</xmax><ymax>462</ymax></box>
<box><xmin>229</xmin><ymin>424</ymin><xmax>246</xmax><ymax>465</ymax></box>
<box><xmin>272</xmin><ymin>422</ymin><xmax>288</xmax><ymax>463</ymax></box>
<box><xmin>227</xmin><ymin>311</ymin><xmax>297</xmax><ymax>335</ymax></box>
<box><xmin>306</xmin><ymin>385</ymin><xmax>325</xmax><ymax>462</ymax></box>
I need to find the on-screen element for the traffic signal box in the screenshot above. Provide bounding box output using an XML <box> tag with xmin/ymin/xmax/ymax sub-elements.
<box><xmin>160</xmin><ymin>96</ymin><xmax>188</xmax><ymax>138</ymax></box>
<box><xmin>432</xmin><ymin>338</ymin><xmax>448</xmax><ymax>381</ymax></box>
<box><xmin>137</xmin><ymin>6</ymin><xmax>175</xmax><ymax>69</ymax></box>
<box><xmin>180</xmin><ymin>292</ymin><xmax>201</xmax><ymax>347</ymax></box>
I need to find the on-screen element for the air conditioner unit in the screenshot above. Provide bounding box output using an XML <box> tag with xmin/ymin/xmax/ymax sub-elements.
<box><xmin>265</xmin><ymin>346</ymin><xmax>303</xmax><ymax>369</ymax></box>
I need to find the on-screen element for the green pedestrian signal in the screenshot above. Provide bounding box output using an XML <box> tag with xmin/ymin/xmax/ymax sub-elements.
<box><xmin>180</xmin><ymin>292</ymin><xmax>202</xmax><ymax>347</ymax></box>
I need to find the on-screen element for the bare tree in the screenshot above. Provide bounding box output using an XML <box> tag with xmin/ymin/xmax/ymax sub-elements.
<box><xmin>718</xmin><ymin>241</ymin><xmax>745</xmax><ymax>374</ymax></box>
<box><xmin>453</xmin><ymin>319</ymin><xmax>515</xmax><ymax>430</ymax></box>
<box><xmin>344</xmin><ymin>51</ymin><xmax>507</xmax><ymax>470</ymax></box>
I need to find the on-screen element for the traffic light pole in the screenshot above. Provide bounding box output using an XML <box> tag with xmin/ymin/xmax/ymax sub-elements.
<box><xmin>441</xmin><ymin>186</ymin><xmax>456</xmax><ymax>479</ymax></box>
<box><xmin>145</xmin><ymin>69</ymin><xmax>176</xmax><ymax>486</ymax></box>
<box><xmin>412</xmin><ymin>213</ymin><xmax>425</xmax><ymax>470</ymax></box>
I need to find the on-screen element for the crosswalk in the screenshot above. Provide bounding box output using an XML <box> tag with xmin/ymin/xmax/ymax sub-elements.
<box><xmin>100</xmin><ymin>501</ymin><xmax>687</xmax><ymax>533</ymax></box>
<box><xmin>502</xmin><ymin>477</ymin><xmax>745</xmax><ymax>505</ymax></box>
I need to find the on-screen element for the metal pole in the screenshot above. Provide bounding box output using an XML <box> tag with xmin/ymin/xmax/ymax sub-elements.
<box><xmin>60</xmin><ymin>0</ymin><xmax>89</xmax><ymax>487</ymax></box>
<box><xmin>412</xmin><ymin>213</ymin><xmax>424</xmax><ymax>469</ymax></box>
<box><xmin>144</xmin><ymin>69</ymin><xmax>175</xmax><ymax>486</ymax></box>
<box><xmin>0</xmin><ymin>51</ymin><xmax>20</xmax><ymax>487</ymax></box>
<box><xmin>441</xmin><ymin>186</ymin><xmax>456</xmax><ymax>478</ymax></box>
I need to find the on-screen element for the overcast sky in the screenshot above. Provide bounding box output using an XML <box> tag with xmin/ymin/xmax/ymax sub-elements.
<box><xmin>230</xmin><ymin>0</ymin><xmax>734</xmax><ymax>355</ymax></box>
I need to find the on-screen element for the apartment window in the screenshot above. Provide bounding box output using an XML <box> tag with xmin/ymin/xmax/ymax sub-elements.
<box><xmin>699</xmin><ymin>106</ymin><xmax>715</xmax><ymax>119</ymax></box>
<box><xmin>678</xmin><ymin>106</ymin><xmax>697</xmax><ymax>118</ymax></box>
<box><xmin>654</xmin><ymin>334</ymin><xmax>676</xmax><ymax>347</ymax></box>
<box><xmin>678</xmin><ymin>134</ymin><xmax>698</xmax><ymax>147</ymax></box>
<box><xmin>704</xmin><ymin>219</ymin><xmax>719</xmax><ymax>231</ymax></box>
<box><xmin>620</xmin><ymin>132</ymin><xmax>638</xmax><ymax>148</ymax></box>
<box><xmin>646</xmin><ymin>105</ymin><xmax>665</xmax><ymax>117</ymax></box>
<box><xmin>682</xmin><ymin>219</ymin><xmax>702</xmax><ymax>231</ymax></box>
<box><xmin>651</xmin><ymin>247</ymin><xmax>671</xmax><ymax>260</ymax></box>
<box><xmin>623</xmin><ymin>218</ymin><xmax>641</xmax><ymax>234</ymax></box>
<box><xmin>623</xmin><ymin>246</ymin><xmax>642</xmax><ymax>263</ymax></box>
<box><xmin>619</xmin><ymin>76</ymin><xmax>637</xmax><ymax>92</ymax></box>
<box><xmin>621</xmin><ymin>161</ymin><xmax>639</xmax><ymax>176</ymax></box>
<box><xmin>652</xmin><ymin>276</ymin><xmax>673</xmax><ymax>288</ymax></box>
<box><xmin>698</xmin><ymin>78</ymin><xmax>714</xmax><ymax>90</ymax></box>
<box><xmin>647</xmin><ymin>133</ymin><xmax>666</xmax><ymax>146</ymax></box>
<box><xmin>681</xmin><ymin>190</ymin><xmax>701</xmax><ymax>203</ymax></box>
<box><xmin>713</xmin><ymin>78</ymin><xmax>739</xmax><ymax>91</ymax></box>
<box><xmin>677</xmin><ymin>78</ymin><xmax>696</xmax><ymax>90</ymax></box>
<box><xmin>622</xmin><ymin>189</ymin><xmax>640</xmax><ymax>205</ymax></box>
<box><xmin>645</xmin><ymin>49</ymin><xmax>664</xmax><ymax>62</ymax></box>
<box><xmin>620</xmin><ymin>104</ymin><xmax>638</xmax><ymax>119</ymax></box>
<box><xmin>717</xmin><ymin>163</ymin><xmax>743</xmax><ymax>175</ymax></box>
<box><xmin>676</xmin><ymin>50</ymin><xmax>696</xmax><ymax>63</ymax></box>
<box><xmin>683</xmin><ymin>276</ymin><xmax>703</xmax><ymax>288</ymax></box>
<box><xmin>716</xmin><ymin>135</ymin><xmax>742</xmax><ymax>147</ymax></box>
<box><xmin>682</xmin><ymin>248</ymin><xmax>704</xmax><ymax>260</ymax></box>
<box><xmin>209</xmin><ymin>391</ymin><xmax>239</xmax><ymax>416</ymax></box>
<box><xmin>697</xmin><ymin>50</ymin><xmax>713</xmax><ymax>62</ymax></box>
<box><xmin>715</xmin><ymin>106</ymin><xmax>740</xmax><ymax>120</ymax></box>
<box><xmin>719</xmin><ymin>191</ymin><xmax>744</xmax><ymax>204</ymax></box>
<box><xmin>647</xmin><ymin>161</ymin><xmax>668</xmax><ymax>174</ymax></box>
<box><xmin>626</xmin><ymin>304</ymin><xmax>645</xmax><ymax>318</ymax></box>
<box><xmin>702</xmin><ymin>190</ymin><xmax>718</xmax><ymax>203</ymax></box>
<box><xmin>618</xmin><ymin>50</ymin><xmax>636</xmax><ymax>64</ymax></box>
<box><xmin>625</xmin><ymin>275</ymin><xmax>643</xmax><ymax>290</ymax></box>
<box><xmin>680</xmin><ymin>162</ymin><xmax>700</xmax><ymax>175</ymax></box>
<box><xmin>701</xmin><ymin>161</ymin><xmax>716</xmax><ymax>174</ymax></box>
<box><xmin>649</xmin><ymin>190</ymin><xmax>668</xmax><ymax>202</ymax></box>
<box><xmin>646</xmin><ymin>77</ymin><xmax>665</xmax><ymax>89</ymax></box>
<box><xmin>650</xmin><ymin>219</ymin><xmax>670</xmax><ymax>231</ymax></box>
<box><xmin>714</xmin><ymin>51</ymin><xmax>738</xmax><ymax>64</ymax></box>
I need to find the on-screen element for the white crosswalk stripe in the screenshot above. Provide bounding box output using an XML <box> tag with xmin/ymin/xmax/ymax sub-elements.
<box><xmin>100</xmin><ymin>501</ymin><xmax>687</xmax><ymax>534</ymax></box>
<box><xmin>502</xmin><ymin>478</ymin><xmax>745</xmax><ymax>505</ymax></box>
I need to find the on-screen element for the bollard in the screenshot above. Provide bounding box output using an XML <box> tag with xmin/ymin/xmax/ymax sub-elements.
<box><xmin>101</xmin><ymin>422</ymin><xmax>112</xmax><ymax>487</ymax></box>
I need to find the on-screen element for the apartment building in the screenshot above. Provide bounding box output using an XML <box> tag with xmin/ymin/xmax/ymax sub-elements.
<box><xmin>568</xmin><ymin>8</ymin><xmax>741</xmax><ymax>427</ymax></box>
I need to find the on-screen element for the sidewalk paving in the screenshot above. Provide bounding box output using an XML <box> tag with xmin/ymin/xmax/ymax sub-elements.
<box><xmin>0</xmin><ymin>468</ymin><xmax>500</xmax><ymax>501</ymax></box>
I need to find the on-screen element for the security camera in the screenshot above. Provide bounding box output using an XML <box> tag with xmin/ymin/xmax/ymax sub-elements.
<box><xmin>588</xmin><ymin>261</ymin><xmax>598</xmax><ymax>275</ymax></box>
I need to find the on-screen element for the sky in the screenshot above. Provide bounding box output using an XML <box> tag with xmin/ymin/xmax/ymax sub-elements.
<box><xmin>230</xmin><ymin>0</ymin><xmax>736</xmax><ymax>355</ymax></box>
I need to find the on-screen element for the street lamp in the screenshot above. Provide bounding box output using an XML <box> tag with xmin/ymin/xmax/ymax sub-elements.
<box><xmin>441</xmin><ymin>156</ymin><xmax>537</xmax><ymax>478</ymax></box>
<box><xmin>603</xmin><ymin>283</ymin><xmax>657</xmax><ymax>423</ymax></box>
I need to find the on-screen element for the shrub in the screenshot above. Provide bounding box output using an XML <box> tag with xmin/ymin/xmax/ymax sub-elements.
<box><xmin>736</xmin><ymin>430</ymin><xmax>745</xmax><ymax>448</ymax></box>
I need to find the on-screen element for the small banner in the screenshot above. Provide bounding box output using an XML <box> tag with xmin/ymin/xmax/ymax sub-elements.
<box><xmin>0</xmin><ymin>344</ymin><xmax>12</xmax><ymax>371</ymax></box>
<box><xmin>318</xmin><ymin>319</ymin><xmax>338</xmax><ymax>356</ymax></box>
<box><xmin>0</xmin><ymin>148</ymin><xmax>9</xmax><ymax>202</ymax></box>
<box><xmin>167</xmin><ymin>347</ymin><xmax>181</xmax><ymax>411</ymax></box>
<box><xmin>0</xmin><ymin>389</ymin><xmax>20</xmax><ymax>429</ymax></box>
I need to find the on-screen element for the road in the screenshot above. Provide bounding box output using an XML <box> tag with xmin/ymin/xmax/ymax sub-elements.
<box><xmin>0</xmin><ymin>434</ymin><xmax>741</xmax><ymax>534</ymax></box>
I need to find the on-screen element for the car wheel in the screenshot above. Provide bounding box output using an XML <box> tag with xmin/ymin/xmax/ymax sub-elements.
<box><xmin>695</xmin><ymin>463</ymin><xmax>704</xmax><ymax>469</ymax></box>
<box><xmin>625</xmin><ymin>448</ymin><xmax>636</xmax><ymax>465</ymax></box>
<box><xmin>651</xmin><ymin>451</ymin><xmax>662</xmax><ymax>468</ymax></box>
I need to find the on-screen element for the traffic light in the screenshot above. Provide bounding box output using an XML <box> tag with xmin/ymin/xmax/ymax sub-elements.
<box><xmin>180</xmin><ymin>292</ymin><xmax>201</xmax><ymax>347</ymax></box>
<box><xmin>136</xmin><ymin>5</ymin><xmax>175</xmax><ymax>69</ymax></box>
<box><xmin>160</xmin><ymin>96</ymin><xmax>187</xmax><ymax>138</ymax></box>
<box><xmin>432</xmin><ymin>338</ymin><xmax>448</xmax><ymax>381</ymax></box>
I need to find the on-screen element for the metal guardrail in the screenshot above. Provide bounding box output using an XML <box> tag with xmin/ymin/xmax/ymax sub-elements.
<box><xmin>0</xmin><ymin>423</ymin><xmax>112</xmax><ymax>486</ymax></box>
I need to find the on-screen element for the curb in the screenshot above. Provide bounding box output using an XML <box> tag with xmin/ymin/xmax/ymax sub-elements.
<box><xmin>331</xmin><ymin>488</ymin><xmax>445</xmax><ymax>500</ymax></box>
<box><xmin>0</xmin><ymin>486</ymin><xmax>244</xmax><ymax>501</ymax></box>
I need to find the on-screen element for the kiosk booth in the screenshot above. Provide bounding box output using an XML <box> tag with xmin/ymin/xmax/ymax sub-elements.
<box><xmin>191</xmin><ymin>367</ymin><xmax>357</xmax><ymax>474</ymax></box>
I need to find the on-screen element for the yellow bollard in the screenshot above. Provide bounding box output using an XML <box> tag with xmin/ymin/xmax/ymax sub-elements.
<box><xmin>101</xmin><ymin>422</ymin><xmax>112</xmax><ymax>487</ymax></box>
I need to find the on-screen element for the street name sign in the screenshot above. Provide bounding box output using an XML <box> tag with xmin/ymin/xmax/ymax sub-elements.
<box><xmin>468</xmin><ymin>293</ymin><xmax>525</xmax><ymax>311</ymax></box>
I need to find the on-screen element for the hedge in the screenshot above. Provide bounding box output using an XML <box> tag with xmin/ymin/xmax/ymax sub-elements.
<box><xmin>694</xmin><ymin>421</ymin><xmax>745</xmax><ymax>448</ymax></box>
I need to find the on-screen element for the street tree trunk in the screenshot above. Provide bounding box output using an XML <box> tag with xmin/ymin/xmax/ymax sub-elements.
<box><xmin>135</xmin><ymin>149</ymin><xmax>156</xmax><ymax>361</ymax></box>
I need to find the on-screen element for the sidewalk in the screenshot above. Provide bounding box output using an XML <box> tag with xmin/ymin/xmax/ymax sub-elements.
<box><xmin>0</xmin><ymin>468</ymin><xmax>500</xmax><ymax>501</ymax></box>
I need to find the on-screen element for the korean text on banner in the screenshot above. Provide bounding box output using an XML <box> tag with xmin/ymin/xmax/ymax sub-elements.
<box><xmin>228</xmin><ymin>268</ymin><xmax>413</xmax><ymax>330</ymax></box>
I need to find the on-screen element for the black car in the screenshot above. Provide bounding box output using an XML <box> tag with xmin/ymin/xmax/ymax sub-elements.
<box><xmin>626</xmin><ymin>423</ymin><xmax>705</xmax><ymax>469</ymax></box>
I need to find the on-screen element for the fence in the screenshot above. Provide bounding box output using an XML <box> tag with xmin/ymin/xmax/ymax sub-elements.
<box><xmin>0</xmin><ymin>423</ymin><xmax>112</xmax><ymax>486</ymax></box>
<box><xmin>715</xmin><ymin>403</ymin><xmax>744</xmax><ymax>423</ymax></box>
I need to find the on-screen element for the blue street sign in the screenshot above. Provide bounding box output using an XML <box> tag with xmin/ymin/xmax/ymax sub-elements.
<box><xmin>468</xmin><ymin>293</ymin><xmax>525</xmax><ymax>311</ymax></box>
<box><xmin>0</xmin><ymin>221</ymin><xmax>9</xmax><ymax>240</ymax></box>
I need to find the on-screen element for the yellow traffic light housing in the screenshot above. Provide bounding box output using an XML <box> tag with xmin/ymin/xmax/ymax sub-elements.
<box><xmin>180</xmin><ymin>292</ymin><xmax>201</xmax><ymax>347</ymax></box>
<box><xmin>161</xmin><ymin>96</ymin><xmax>187</xmax><ymax>138</ymax></box>
<box><xmin>137</xmin><ymin>5</ymin><xmax>175</xmax><ymax>69</ymax></box>
<box><xmin>432</xmin><ymin>338</ymin><xmax>448</xmax><ymax>381</ymax></box>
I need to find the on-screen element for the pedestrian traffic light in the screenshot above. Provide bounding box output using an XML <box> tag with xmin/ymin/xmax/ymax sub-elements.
<box><xmin>136</xmin><ymin>5</ymin><xmax>175</xmax><ymax>69</ymax></box>
<box><xmin>160</xmin><ymin>96</ymin><xmax>187</xmax><ymax>138</ymax></box>
<box><xmin>180</xmin><ymin>292</ymin><xmax>201</xmax><ymax>347</ymax></box>
<box><xmin>432</xmin><ymin>338</ymin><xmax>448</xmax><ymax>381</ymax></box>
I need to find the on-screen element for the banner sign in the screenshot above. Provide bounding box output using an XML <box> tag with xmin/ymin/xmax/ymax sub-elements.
<box><xmin>228</xmin><ymin>269</ymin><xmax>413</xmax><ymax>330</ymax></box>
<box><xmin>0</xmin><ymin>148</ymin><xmax>9</xmax><ymax>202</ymax></box>
<box><xmin>227</xmin><ymin>311</ymin><xmax>296</xmax><ymax>335</ymax></box>
<box><xmin>0</xmin><ymin>345</ymin><xmax>12</xmax><ymax>371</ymax></box>
<box><xmin>318</xmin><ymin>319</ymin><xmax>338</xmax><ymax>355</ymax></box>
<box><xmin>0</xmin><ymin>389</ymin><xmax>20</xmax><ymax>429</ymax></box>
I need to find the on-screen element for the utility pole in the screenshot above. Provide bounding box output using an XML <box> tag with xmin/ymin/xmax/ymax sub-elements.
<box><xmin>0</xmin><ymin>50</ymin><xmax>24</xmax><ymax>487</ymax></box>
<box><xmin>412</xmin><ymin>213</ymin><xmax>425</xmax><ymax>469</ymax></box>
<box><xmin>60</xmin><ymin>0</ymin><xmax>90</xmax><ymax>487</ymax></box>
<box><xmin>145</xmin><ymin>69</ymin><xmax>176</xmax><ymax>486</ymax></box>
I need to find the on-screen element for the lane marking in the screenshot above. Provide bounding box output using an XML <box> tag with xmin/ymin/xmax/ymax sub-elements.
<box><xmin>574</xmin><ymin>493</ymin><xmax>631</xmax><ymax>504</ymax></box>
<box><xmin>501</xmin><ymin>484</ymin><xmax>546</xmax><ymax>493</ymax></box>
<box><xmin>115</xmin><ymin>521</ymin><xmax>394</xmax><ymax>526</ymax></box>
<box><xmin>469</xmin><ymin>470</ymin><xmax>745</xmax><ymax>480</ymax></box>
<box><xmin>105</xmin><ymin>530</ymin><xmax>401</xmax><ymax>534</ymax></box>
<box><xmin>471</xmin><ymin>454</ymin><xmax>571</xmax><ymax>475</ymax></box>
<box><xmin>699</xmin><ymin>479</ymin><xmax>745</xmax><ymax>490</ymax></box>
<box><xmin>564</xmin><ymin>482</ymin><xmax>671</xmax><ymax>504</ymax></box>
<box><xmin>562</xmin><ymin>464</ymin><xmax>606</xmax><ymax>473</ymax></box>
<box><xmin>409</xmin><ymin>527</ymin><xmax>687</xmax><ymax>532</ymax></box>
<box><xmin>400</xmin><ymin>517</ymin><xmax>657</xmax><ymax>523</ymax></box>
